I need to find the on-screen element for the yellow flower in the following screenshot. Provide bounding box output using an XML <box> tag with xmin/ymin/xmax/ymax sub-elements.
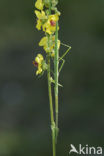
<box><xmin>39</xmin><ymin>36</ymin><xmax>49</xmax><ymax>52</ymax></box>
<box><xmin>35</xmin><ymin>0</ymin><xmax>44</xmax><ymax>10</ymax></box>
<box><xmin>39</xmin><ymin>35</ymin><xmax>60</xmax><ymax>53</ymax></box>
<box><xmin>33</xmin><ymin>54</ymin><xmax>44</xmax><ymax>75</ymax></box>
<box><xmin>35</xmin><ymin>10</ymin><xmax>46</xmax><ymax>19</ymax></box>
<box><xmin>35</xmin><ymin>10</ymin><xmax>47</xmax><ymax>30</ymax></box>
<box><xmin>43</xmin><ymin>14</ymin><xmax>59</xmax><ymax>34</ymax></box>
<box><xmin>39</xmin><ymin>36</ymin><xmax>48</xmax><ymax>46</ymax></box>
<box><xmin>36</xmin><ymin>65</ymin><xmax>42</xmax><ymax>75</ymax></box>
<box><xmin>51</xmin><ymin>40</ymin><xmax>61</xmax><ymax>57</ymax></box>
<box><xmin>36</xmin><ymin>20</ymin><xmax>42</xmax><ymax>30</ymax></box>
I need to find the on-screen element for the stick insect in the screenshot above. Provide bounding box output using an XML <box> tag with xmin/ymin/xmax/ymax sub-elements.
<box><xmin>51</xmin><ymin>43</ymin><xmax>71</xmax><ymax>87</ymax></box>
<box><xmin>37</xmin><ymin>43</ymin><xmax>71</xmax><ymax>80</ymax></box>
<box><xmin>59</xmin><ymin>42</ymin><xmax>71</xmax><ymax>73</ymax></box>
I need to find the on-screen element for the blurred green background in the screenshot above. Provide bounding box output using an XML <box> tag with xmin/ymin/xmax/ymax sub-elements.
<box><xmin>0</xmin><ymin>0</ymin><xmax>104</xmax><ymax>155</ymax></box>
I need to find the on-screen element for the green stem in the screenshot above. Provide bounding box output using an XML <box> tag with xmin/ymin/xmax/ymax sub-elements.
<box><xmin>47</xmin><ymin>1</ymin><xmax>56</xmax><ymax>155</ymax></box>
<box><xmin>54</xmin><ymin>21</ymin><xmax>59</xmax><ymax>142</ymax></box>
<box><xmin>47</xmin><ymin>53</ymin><xmax>56</xmax><ymax>156</ymax></box>
<box><xmin>47</xmin><ymin>56</ymin><xmax>54</xmax><ymax>125</ymax></box>
<box><xmin>49</xmin><ymin>0</ymin><xmax>52</xmax><ymax>14</ymax></box>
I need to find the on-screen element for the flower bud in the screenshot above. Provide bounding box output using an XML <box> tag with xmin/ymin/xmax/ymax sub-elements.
<box><xmin>42</xmin><ymin>61</ymin><xmax>48</xmax><ymax>71</ymax></box>
<box><xmin>43</xmin><ymin>0</ymin><xmax>50</xmax><ymax>8</ymax></box>
<box><xmin>52</xmin><ymin>0</ymin><xmax>58</xmax><ymax>7</ymax></box>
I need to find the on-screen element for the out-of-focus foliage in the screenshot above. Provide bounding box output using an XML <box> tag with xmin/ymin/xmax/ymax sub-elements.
<box><xmin>0</xmin><ymin>0</ymin><xmax>104</xmax><ymax>156</ymax></box>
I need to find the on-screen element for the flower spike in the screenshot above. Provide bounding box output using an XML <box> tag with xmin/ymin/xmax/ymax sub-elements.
<box><xmin>33</xmin><ymin>0</ymin><xmax>71</xmax><ymax>156</ymax></box>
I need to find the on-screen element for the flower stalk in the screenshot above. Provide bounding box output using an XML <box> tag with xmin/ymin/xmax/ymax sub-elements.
<box><xmin>54</xmin><ymin>21</ymin><xmax>59</xmax><ymax>141</ymax></box>
<box><xmin>33</xmin><ymin>0</ymin><xmax>71</xmax><ymax>155</ymax></box>
<box><xmin>47</xmin><ymin>52</ymin><xmax>56</xmax><ymax>156</ymax></box>
<box><xmin>48</xmin><ymin>1</ymin><xmax>56</xmax><ymax>155</ymax></box>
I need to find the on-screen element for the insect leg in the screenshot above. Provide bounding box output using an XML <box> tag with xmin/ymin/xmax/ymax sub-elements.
<box><xmin>59</xmin><ymin>58</ymin><xmax>65</xmax><ymax>73</ymax></box>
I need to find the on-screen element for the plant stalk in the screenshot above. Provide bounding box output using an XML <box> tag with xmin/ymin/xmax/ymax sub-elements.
<box><xmin>47</xmin><ymin>0</ymin><xmax>56</xmax><ymax>155</ymax></box>
<box><xmin>47</xmin><ymin>54</ymin><xmax>56</xmax><ymax>156</ymax></box>
<box><xmin>54</xmin><ymin>21</ymin><xmax>59</xmax><ymax>142</ymax></box>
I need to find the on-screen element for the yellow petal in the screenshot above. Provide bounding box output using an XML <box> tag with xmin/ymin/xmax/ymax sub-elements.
<box><xmin>37</xmin><ymin>54</ymin><xmax>44</xmax><ymax>61</ymax></box>
<box><xmin>42</xmin><ymin>20</ymin><xmax>50</xmax><ymax>31</ymax></box>
<box><xmin>39</xmin><ymin>36</ymin><xmax>48</xmax><ymax>46</ymax></box>
<box><xmin>35</xmin><ymin>10</ymin><xmax>41</xmax><ymax>19</ymax></box>
<box><xmin>41</xmin><ymin>11</ymin><xmax>46</xmax><ymax>19</ymax></box>
<box><xmin>36</xmin><ymin>19</ymin><xmax>42</xmax><ymax>30</ymax></box>
<box><xmin>43</xmin><ymin>45</ymin><xmax>50</xmax><ymax>52</ymax></box>
<box><xmin>49</xmin><ymin>14</ymin><xmax>59</xmax><ymax>22</ymax></box>
<box><xmin>45</xmin><ymin>28</ymin><xmax>52</xmax><ymax>34</ymax></box>
<box><xmin>35</xmin><ymin>57</ymin><xmax>40</xmax><ymax>64</ymax></box>
<box><xmin>49</xmin><ymin>26</ymin><xmax>56</xmax><ymax>32</ymax></box>
<box><xmin>35</xmin><ymin>10</ymin><xmax>46</xmax><ymax>19</ymax></box>
<box><xmin>36</xmin><ymin>66</ymin><xmax>42</xmax><ymax>75</ymax></box>
<box><xmin>35</xmin><ymin>0</ymin><xmax>44</xmax><ymax>10</ymax></box>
